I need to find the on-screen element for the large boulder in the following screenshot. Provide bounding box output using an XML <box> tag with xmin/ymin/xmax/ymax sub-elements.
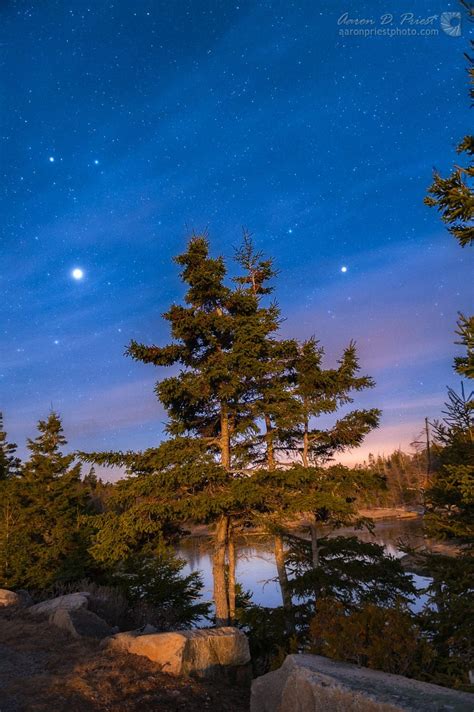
<box><xmin>251</xmin><ymin>655</ymin><xmax>474</xmax><ymax>712</ymax></box>
<box><xmin>0</xmin><ymin>589</ymin><xmax>21</xmax><ymax>607</ymax></box>
<box><xmin>29</xmin><ymin>592</ymin><xmax>90</xmax><ymax>616</ymax></box>
<box><xmin>49</xmin><ymin>606</ymin><xmax>114</xmax><ymax>639</ymax></box>
<box><xmin>104</xmin><ymin>626</ymin><xmax>250</xmax><ymax>679</ymax></box>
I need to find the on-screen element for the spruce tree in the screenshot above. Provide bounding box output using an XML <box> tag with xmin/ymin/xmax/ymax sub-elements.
<box><xmin>231</xmin><ymin>235</ymin><xmax>380</xmax><ymax>615</ymax></box>
<box><xmin>424</xmin><ymin>37</ymin><xmax>473</xmax><ymax>248</ymax></box>
<box><xmin>426</xmin><ymin>385</ymin><xmax>474</xmax><ymax>545</ymax></box>
<box><xmin>424</xmin><ymin>28</ymin><xmax>474</xmax><ymax>547</ymax></box>
<box><xmin>232</xmin><ymin>233</ymin><xmax>299</xmax><ymax>621</ymax></box>
<box><xmin>0</xmin><ymin>413</ymin><xmax>20</xmax><ymax>480</ymax></box>
<box><xmin>281</xmin><ymin>338</ymin><xmax>380</xmax><ymax>567</ymax></box>
<box><xmin>424</xmin><ymin>135</ymin><xmax>474</xmax><ymax>248</ymax></box>
<box><xmin>422</xmin><ymin>26</ymin><xmax>474</xmax><ymax>683</ymax></box>
<box><xmin>125</xmin><ymin>235</ymin><xmax>283</xmax><ymax>623</ymax></box>
<box><xmin>232</xmin><ymin>231</ymin><xmax>298</xmax><ymax>468</ymax></box>
<box><xmin>454</xmin><ymin>314</ymin><xmax>474</xmax><ymax>380</ymax></box>
<box><xmin>5</xmin><ymin>413</ymin><xmax>91</xmax><ymax>589</ymax></box>
<box><xmin>0</xmin><ymin>414</ymin><xmax>21</xmax><ymax>585</ymax></box>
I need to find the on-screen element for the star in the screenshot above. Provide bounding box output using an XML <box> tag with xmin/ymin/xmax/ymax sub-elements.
<box><xmin>94</xmin><ymin>159</ymin><xmax>99</xmax><ymax>165</ymax></box>
<box><xmin>71</xmin><ymin>268</ymin><xmax>84</xmax><ymax>280</ymax></box>
<box><xmin>48</xmin><ymin>156</ymin><xmax>55</xmax><ymax>163</ymax></box>
<box><xmin>341</xmin><ymin>266</ymin><xmax>348</xmax><ymax>273</ymax></box>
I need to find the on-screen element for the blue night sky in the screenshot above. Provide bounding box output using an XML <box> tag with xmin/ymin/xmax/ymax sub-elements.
<box><xmin>1</xmin><ymin>1</ymin><xmax>472</xmax><ymax>467</ymax></box>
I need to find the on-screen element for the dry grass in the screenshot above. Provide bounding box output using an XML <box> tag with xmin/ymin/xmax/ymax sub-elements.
<box><xmin>0</xmin><ymin>609</ymin><xmax>249</xmax><ymax>712</ymax></box>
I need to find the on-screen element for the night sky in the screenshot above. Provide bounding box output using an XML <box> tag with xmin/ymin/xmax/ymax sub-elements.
<box><xmin>1</xmin><ymin>1</ymin><xmax>472</xmax><ymax>468</ymax></box>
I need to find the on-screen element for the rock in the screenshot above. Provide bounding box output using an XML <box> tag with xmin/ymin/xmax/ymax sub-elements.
<box><xmin>251</xmin><ymin>655</ymin><xmax>474</xmax><ymax>712</ymax></box>
<box><xmin>0</xmin><ymin>589</ymin><xmax>21</xmax><ymax>607</ymax></box>
<box><xmin>49</xmin><ymin>607</ymin><xmax>114</xmax><ymax>639</ymax></box>
<box><xmin>16</xmin><ymin>590</ymin><xmax>33</xmax><ymax>607</ymax></box>
<box><xmin>29</xmin><ymin>592</ymin><xmax>90</xmax><ymax>616</ymax></box>
<box><xmin>103</xmin><ymin>626</ymin><xmax>250</xmax><ymax>679</ymax></box>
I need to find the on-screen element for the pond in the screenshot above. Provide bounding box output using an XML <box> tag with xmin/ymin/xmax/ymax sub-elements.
<box><xmin>177</xmin><ymin>516</ymin><xmax>432</xmax><ymax>611</ymax></box>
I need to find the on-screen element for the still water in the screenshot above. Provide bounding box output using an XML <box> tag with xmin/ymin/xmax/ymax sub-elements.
<box><xmin>177</xmin><ymin>517</ymin><xmax>431</xmax><ymax>610</ymax></box>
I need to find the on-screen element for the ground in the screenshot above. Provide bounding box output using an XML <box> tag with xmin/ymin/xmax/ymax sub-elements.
<box><xmin>0</xmin><ymin>609</ymin><xmax>250</xmax><ymax>712</ymax></box>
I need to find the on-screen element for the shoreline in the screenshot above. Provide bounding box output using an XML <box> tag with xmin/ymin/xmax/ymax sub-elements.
<box><xmin>184</xmin><ymin>506</ymin><xmax>422</xmax><ymax>539</ymax></box>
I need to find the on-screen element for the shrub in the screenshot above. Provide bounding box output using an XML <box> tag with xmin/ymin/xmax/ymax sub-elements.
<box><xmin>111</xmin><ymin>551</ymin><xmax>210</xmax><ymax>630</ymax></box>
<box><xmin>309</xmin><ymin>598</ymin><xmax>435</xmax><ymax>679</ymax></box>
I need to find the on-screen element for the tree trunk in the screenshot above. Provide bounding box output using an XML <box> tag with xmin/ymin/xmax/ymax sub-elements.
<box><xmin>228</xmin><ymin>523</ymin><xmax>236</xmax><ymax>621</ymax></box>
<box><xmin>309</xmin><ymin>513</ymin><xmax>319</xmax><ymax>568</ymax></box>
<box><xmin>264</xmin><ymin>414</ymin><xmax>276</xmax><ymax>470</ymax></box>
<box><xmin>274</xmin><ymin>532</ymin><xmax>294</xmax><ymax>633</ymax></box>
<box><xmin>220</xmin><ymin>405</ymin><xmax>231</xmax><ymax>470</ymax></box>
<box><xmin>263</xmin><ymin>418</ymin><xmax>293</xmax><ymax>632</ymax></box>
<box><xmin>213</xmin><ymin>515</ymin><xmax>229</xmax><ymax>626</ymax></box>
<box><xmin>302</xmin><ymin>417</ymin><xmax>310</xmax><ymax>468</ymax></box>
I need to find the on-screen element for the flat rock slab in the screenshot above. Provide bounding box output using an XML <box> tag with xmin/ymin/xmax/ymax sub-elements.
<box><xmin>104</xmin><ymin>626</ymin><xmax>250</xmax><ymax>678</ymax></box>
<box><xmin>251</xmin><ymin>654</ymin><xmax>474</xmax><ymax>712</ymax></box>
<box><xmin>49</xmin><ymin>606</ymin><xmax>113</xmax><ymax>639</ymax></box>
<box><xmin>29</xmin><ymin>592</ymin><xmax>90</xmax><ymax>616</ymax></box>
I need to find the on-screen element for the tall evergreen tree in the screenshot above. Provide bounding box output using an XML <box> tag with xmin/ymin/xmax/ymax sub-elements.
<box><xmin>422</xmin><ymin>25</ymin><xmax>474</xmax><ymax>683</ymax></box>
<box><xmin>232</xmin><ymin>233</ymin><xmax>298</xmax><ymax>621</ymax></box>
<box><xmin>231</xmin><ymin>235</ymin><xmax>381</xmax><ymax>617</ymax></box>
<box><xmin>126</xmin><ymin>235</ymin><xmax>282</xmax><ymax>623</ymax></box>
<box><xmin>424</xmin><ymin>25</ymin><xmax>474</xmax><ymax>548</ymax></box>
<box><xmin>454</xmin><ymin>314</ymin><xmax>474</xmax><ymax>380</ymax></box>
<box><xmin>0</xmin><ymin>414</ymin><xmax>21</xmax><ymax>584</ymax></box>
<box><xmin>280</xmin><ymin>338</ymin><xmax>380</xmax><ymax>567</ymax></box>
<box><xmin>232</xmin><ymin>232</ymin><xmax>298</xmax><ymax>468</ymax></box>
<box><xmin>3</xmin><ymin>413</ymin><xmax>91</xmax><ymax>589</ymax></box>
<box><xmin>0</xmin><ymin>413</ymin><xmax>20</xmax><ymax>480</ymax></box>
<box><xmin>424</xmin><ymin>34</ymin><xmax>473</xmax><ymax>248</ymax></box>
<box><xmin>285</xmin><ymin>338</ymin><xmax>380</xmax><ymax>467</ymax></box>
<box><xmin>426</xmin><ymin>385</ymin><xmax>474</xmax><ymax>545</ymax></box>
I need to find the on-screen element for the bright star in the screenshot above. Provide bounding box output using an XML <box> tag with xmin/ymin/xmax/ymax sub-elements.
<box><xmin>341</xmin><ymin>266</ymin><xmax>348</xmax><ymax>273</ymax></box>
<box><xmin>94</xmin><ymin>159</ymin><xmax>99</xmax><ymax>165</ymax></box>
<box><xmin>71</xmin><ymin>268</ymin><xmax>84</xmax><ymax>280</ymax></box>
<box><xmin>49</xmin><ymin>156</ymin><xmax>55</xmax><ymax>163</ymax></box>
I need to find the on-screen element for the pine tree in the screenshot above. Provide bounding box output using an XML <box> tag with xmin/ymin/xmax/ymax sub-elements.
<box><xmin>426</xmin><ymin>385</ymin><xmax>474</xmax><ymax>545</ymax></box>
<box><xmin>422</xmin><ymin>23</ymin><xmax>474</xmax><ymax>684</ymax></box>
<box><xmin>232</xmin><ymin>231</ymin><xmax>298</xmax><ymax>468</ymax></box>
<box><xmin>231</xmin><ymin>234</ymin><xmax>381</xmax><ymax>616</ymax></box>
<box><xmin>454</xmin><ymin>313</ymin><xmax>474</xmax><ymax>380</ymax></box>
<box><xmin>424</xmin><ymin>135</ymin><xmax>474</xmax><ymax>248</ymax></box>
<box><xmin>424</xmin><ymin>37</ymin><xmax>474</xmax><ymax>248</ymax></box>
<box><xmin>124</xmin><ymin>235</ymin><xmax>284</xmax><ymax>624</ymax></box>
<box><xmin>285</xmin><ymin>338</ymin><xmax>380</xmax><ymax>467</ymax></box>
<box><xmin>0</xmin><ymin>414</ymin><xmax>21</xmax><ymax>584</ymax></box>
<box><xmin>280</xmin><ymin>338</ymin><xmax>380</xmax><ymax>567</ymax></box>
<box><xmin>4</xmin><ymin>413</ymin><xmax>92</xmax><ymax>589</ymax></box>
<box><xmin>0</xmin><ymin>413</ymin><xmax>20</xmax><ymax>480</ymax></box>
<box><xmin>423</xmin><ymin>22</ymin><xmax>473</xmax><ymax>547</ymax></box>
<box><xmin>232</xmin><ymin>233</ymin><xmax>299</xmax><ymax>622</ymax></box>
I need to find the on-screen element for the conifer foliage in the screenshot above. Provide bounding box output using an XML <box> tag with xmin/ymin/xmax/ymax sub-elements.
<box><xmin>0</xmin><ymin>413</ymin><xmax>20</xmax><ymax>481</ymax></box>
<box><xmin>424</xmin><ymin>36</ymin><xmax>474</xmax><ymax>248</ymax></box>
<box><xmin>0</xmin><ymin>413</ymin><xmax>91</xmax><ymax>589</ymax></box>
